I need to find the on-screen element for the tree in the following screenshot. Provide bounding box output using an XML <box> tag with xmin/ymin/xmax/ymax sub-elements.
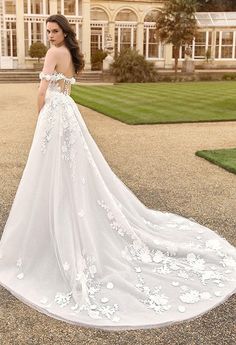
<box><xmin>155</xmin><ymin>0</ymin><xmax>198</xmax><ymax>75</ymax></box>
<box><xmin>29</xmin><ymin>41</ymin><xmax>47</xmax><ymax>63</ymax></box>
<box><xmin>197</xmin><ymin>0</ymin><xmax>236</xmax><ymax>11</ymax></box>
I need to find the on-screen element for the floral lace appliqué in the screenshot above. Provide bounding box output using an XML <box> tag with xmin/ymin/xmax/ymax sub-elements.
<box><xmin>46</xmin><ymin>254</ymin><xmax>121</xmax><ymax>322</ymax></box>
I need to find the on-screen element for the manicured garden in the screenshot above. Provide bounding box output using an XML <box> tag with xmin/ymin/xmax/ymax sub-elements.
<box><xmin>71</xmin><ymin>81</ymin><xmax>236</xmax><ymax>125</ymax></box>
<box><xmin>196</xmin><ymin>148</ymin><xmax>236</xmax><ymax>175</ymax></box>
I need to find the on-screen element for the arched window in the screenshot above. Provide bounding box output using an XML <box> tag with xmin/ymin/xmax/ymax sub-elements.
<box><xmin>91</xmin><ymin>7</ymin><xmax>108</xmax><ymax>21</ymax></box>
<box><xmin>144</xmin><ymin>9</ymin><xmax>163</xmax><ymax>59</ymax></box>
<box><xmin>115</xmin><ymin>9</ymin><xmax>137</xmax><ymax>22</ymax></box>
<box><xmin>90</xmin><ymin>8</ymin><xmax>109</xmax><ymax>68</ymax></box>
<box><xmin>115</xmin><ymin>9</ymin><xmax>137</xmax><ymax>53</ymax></box>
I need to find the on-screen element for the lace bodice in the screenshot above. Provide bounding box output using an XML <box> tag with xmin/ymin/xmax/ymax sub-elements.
<box><xmin>39</xmin><ymin>71</ymin><xmax>76</xmax><ymax>95</ymax></box>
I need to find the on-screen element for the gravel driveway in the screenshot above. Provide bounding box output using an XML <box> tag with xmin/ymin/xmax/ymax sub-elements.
<box><xmin>0</xmin><ymin>83</ymin><xmax>235</xmax><ymax>345</ymax></box>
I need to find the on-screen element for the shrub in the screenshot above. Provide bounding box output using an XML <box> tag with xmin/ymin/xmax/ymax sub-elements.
<box><xmin>91</xmin><ymin>49</ymin><xmax>107</xmax><ymax>70</ymax></box>
<box><xmin>29</xmin><ymin>41</ymin><xmax>47</xmax><ymax>62</ymax></box>
<box><xmin>110</xmin><ymin>48</ymin><xmax>158</xmax><ymax>82</ymax></box>
<box><xmin>198</xmin><ymin>74</ymin><xmax>213</xmax><ymax>81</ymax></box>
<box><xmin>222</xmin><ymin>73</ymin><xmax>236</xmax><ymax>81</ymax></box>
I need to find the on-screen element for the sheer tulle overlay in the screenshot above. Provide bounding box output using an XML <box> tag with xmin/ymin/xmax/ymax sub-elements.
<box><xmin>0</xmin><ymin>72</ymin><xmax>235</xmax><ymax>331</ymax></box>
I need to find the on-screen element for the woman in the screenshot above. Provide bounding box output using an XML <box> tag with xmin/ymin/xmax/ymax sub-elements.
<box><xmin>0</xmin><ymin>14</ymin><xmax>235</xmax><ymax>331</ymax></box>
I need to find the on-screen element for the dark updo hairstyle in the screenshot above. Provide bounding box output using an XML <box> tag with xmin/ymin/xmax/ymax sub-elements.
<box><xmin>46</xmin><ymin>14</ymin><xmax>84</xmax><ymax>74</ymax></box>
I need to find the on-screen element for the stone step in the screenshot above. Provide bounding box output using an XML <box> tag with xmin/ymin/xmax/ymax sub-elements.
<box><xmin>0</xmin><ymin>70</ymin><xmax>103</xmax><ymax>83</ymax></box>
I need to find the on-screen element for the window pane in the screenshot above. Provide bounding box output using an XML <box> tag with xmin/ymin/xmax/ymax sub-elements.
<box><xmin>57</xmin><ymin>0</ymin><xmax>61</xmax><ymax>14</ymax></box>
<box><xmin>133</xmin><ymin>28</ymin><xmax>136</xmax><ymax>46</ymax></box>
<box><xmin>194</xmin><ymin>32</ymin><xmax>206</xmax><ymax>59</ymax></box>
<box><xmin>195</xmin><ymin>46</ymin><xmax>206</xmax><ymax>58</ymax></box>
<box><xmin>208</xmin><ymin>31</ymin><xmax>212</xmax><ymax>45</ymax></box>
<box><xmin>91</xmin><ymin>27</ymin><xmax>103</xmax><ymax>56</ymax></box>
<box><xmin>5</xmin><ymin>22</ymin><xmax>17</xmax><ymax>56</ymax></box>
<box><xmin>195</xmin><ymin>32</ymin><xmax>205</xmax><ymax>45</ymax></box>
<box><xmin>148</xmin><ymin>44</ymin><xmax>158</xmax><ymax>58</ymax></box>
<box><xmin>31</xmin><ymin>22</ymin><xmax>43</xmax><ymax>42</ymax></box>
<box><xmin>221</xmin><ymin>46</ymin><xmax>232</xmax><ymax>58</ymax></box>
<box><xmin>148</xmin><ymin>29</ymin><xmax>159</xmax><ymax>58</ymax></box>
<box><xmin>31</xmin><ymin>0</ymin><xmax>43</xmax><ymax>14</ymax></box>
<box><xmin>120</xmin><ymin>28</ymin><xmax>131</xmax><ymax>44</ymax></box>
<box><xmin>222</xmin><ymin>32</ymin><xmax>233</xmax><ymax>45</ymax></box>
<box><xmin>143</xmin><ymin>29</ymin><xmax>146</xmax><ymax>56</ymax></box>
<box><xmin>115</xmin><ymin>27</ymin><xmax>136</xmax><ymax>52</ymax></box>
<box><xmin>24</xmin><ymin>0</ymin><xmax>27</xmax><ymax>13</ymax></box>
<box><xmin>64</xmin><ymin>0</ymin><xmax>75</xmax><ymax>15</ymax></box>
<box><xmin>4</xmin><ymin>0</ymin><xmax>16</xmax><ymax>14</ymax></box>
<box><xmin>24</xmin><ymin>22</ymin><xmax>29</xmax><ymax>56</ymax></box>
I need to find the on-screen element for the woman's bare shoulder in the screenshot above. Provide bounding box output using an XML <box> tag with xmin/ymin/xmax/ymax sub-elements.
<box><xmin>46</xmin><ymin>46</ymin><xmax>60</xmax><ymax>57</ymax></box>
<box><xmin>57</xmin><ymin>46</ymin><xmax>71</xmax><ymax>56</ymax></box>
<box><xmin>46</xmin><ymin>46</ymin><xmax>70</xmax><ymax>57</ymax></box>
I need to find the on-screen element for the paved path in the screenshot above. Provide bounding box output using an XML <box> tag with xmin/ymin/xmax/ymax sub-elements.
<box><xmin>0</xmin><ymin>84</ymin><xmax>235</xmax><ymax>345</ymax></box>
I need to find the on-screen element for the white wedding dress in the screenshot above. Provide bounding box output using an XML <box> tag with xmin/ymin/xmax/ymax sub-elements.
<box><xmin>0</xmin><ymin>71</ymin><xmax>235</xmax><ymax>331</ymax></box>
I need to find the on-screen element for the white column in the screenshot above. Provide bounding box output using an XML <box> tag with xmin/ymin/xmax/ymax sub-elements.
<box><xmin>233</xmin><ymin>31</ymin><xmax>235</xmax><ymax>59</ymax></box>
<box><xmin>108</xmin><ymin>21</ymin><xmax>115</xmax><ymax>56</ymax></box>
<box><xmin>219</xmin><ymin>31</ymin><xmax>222</xmax><ymax>59</ymax></box>
<box><xmin>164</xmin><ymin>43</ymin><xmax>173</xmax><ymax>69</ymax></box>
<box><xmin>32</xmin><ymin>0</ymin><xmax>37</xmax><ymax>43</ymax></box>
<box><xmin>49</xmin><ymin>0</ymin><xmax>57</xmax><ymax>14</ymax></box>
<box><xmin>117</xmin><ymin>27</ymin><xmax>120</xmax><ymax>52</ymax></box>
<box><xmin>75</xmin><ymin>0</ymin><xmax>79</xmax><ymax>16</ymax></box>
<box><xmin>211</xmin><ymin>29</ymin><xmax>216</xmax><ymax>60</ymax></box>
<box><xmin>145</xmin><ymin>27</ymin><xmax>149</xmax><ymax>58</ymax></box>
<box><xmin>16</xmin><ymin>0</ymin><xmax>25</xmax><ymax>68</ymax></box>
<box><xmin>43</xmin><ymin>0</ymin><xmax>46</xmax><ymax>14</ymax></box>
<box><xmin>136</xmin><ymin>22</ymin><xmax>144</xmax><ymax>55</ymax></box>
<box><xmin>81</xmin><ymin>0</ymin><xmax>91</xmax><ymax>69</ymax></box>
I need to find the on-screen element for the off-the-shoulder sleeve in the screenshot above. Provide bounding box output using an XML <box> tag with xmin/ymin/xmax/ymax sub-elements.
<box><xmin>39</xmin><ymin>71</ymin><xmax>76</xmax><ymax>84</ymax></box>
<box><xmin>39</xmin><ymin>72</ymin><xmax>53</xmax><ymax>81</ymax></box>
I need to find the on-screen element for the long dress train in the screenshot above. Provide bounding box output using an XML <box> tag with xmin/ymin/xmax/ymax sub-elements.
<box><xmin>0</xmin><ymin>72</ymin><xmax>235</xmax><ymax>331</ymax></box>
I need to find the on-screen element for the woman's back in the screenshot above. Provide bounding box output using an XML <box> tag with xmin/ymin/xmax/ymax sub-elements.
<box><xmin>54</xmin><ymin>45</ymin><xmax>75</xmax><ymax>78</ymax></box>
<box><xmin>40</xmin><ymin>45</ymin><xmax>76</xmax><ymax>95</ymax></box>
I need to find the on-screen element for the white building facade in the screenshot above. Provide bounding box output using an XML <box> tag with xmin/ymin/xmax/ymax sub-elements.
<box><xmin>1</xmin><ymin>0</ymin><xmax>236</xmax><ymax>69</ymax></box>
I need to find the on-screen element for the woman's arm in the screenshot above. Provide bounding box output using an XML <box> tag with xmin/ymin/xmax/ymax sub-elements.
<box><xmin>37</xmin><ymin>48</ymin><xmax>58</xmax><ymax>115</ymax></box>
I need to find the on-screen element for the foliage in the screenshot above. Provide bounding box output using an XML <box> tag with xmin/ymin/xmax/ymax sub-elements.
<box><xmin>91</xmin><ymin>49</ymin><xmax>107</xmax><ymax>65</ymax></box>
<box><xmin>91</xmin><ymin>49</ymin><xmax>107</xmax><ymax>70</ymax></box>
<box><xmin>110</xmin><ymin>48</ymin><xmax>158</xmax><ymax>82</ymax></box>
<box><xmin>197</xmin><ymin>0</ymin><xmax>236</xmax><ymax>11</ymax></box>
<box><xmin>28</xmin><ymin>41</ymin><xmax>47</xmax><ymax>62</ymax></box>
<box><xmin>222</xmin><ymin>73</ymin><xmax>236</xmax><ymax>80</ymax></box>
<box><xmin>155</xmin><ymin>0</ymin><xmax>198</xmax><ymax>75</ymax></box>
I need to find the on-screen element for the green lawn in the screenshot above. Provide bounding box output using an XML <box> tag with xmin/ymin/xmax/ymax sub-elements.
<box><xmin>71</xmin><ymin>81</ymin><xmax>236</xmax><ymax>124</ymax></box>
<box><xmin>196</xmin><ymin>148</ymin><xmax>236</xmax><ymax>175</ymax></box>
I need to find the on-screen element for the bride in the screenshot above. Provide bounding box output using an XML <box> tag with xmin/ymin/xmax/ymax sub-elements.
<box><xmin>0</xmin><ymin>14</ymin><xmax>235</xmax><ymax>331</ymax></box>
